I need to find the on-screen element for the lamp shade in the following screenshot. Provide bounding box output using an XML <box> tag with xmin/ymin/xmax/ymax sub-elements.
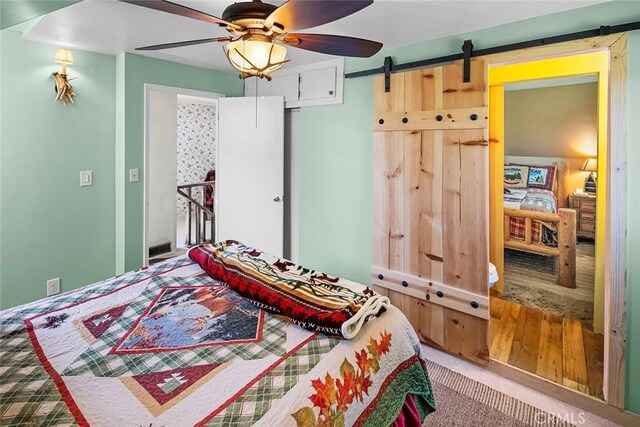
<box><xmin>581</xmin><ymin>157</ymin><xmax>598</xmax><ymax>173</ymax></box>
<box><xmin>225</xmin><ymin>39</ymin><xmax>287</xmax><ymax>79</ymax></box>
<box><xmin>54</xmin><ymin>48</ymin><xmax>74</xmax><ymax>65</ymax></box>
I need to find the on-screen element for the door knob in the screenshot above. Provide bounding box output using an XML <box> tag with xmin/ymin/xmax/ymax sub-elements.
<box><xmin>273</xmin><ymin>196</ymin><xmax>282</xmax><ymax>202</ymax></box>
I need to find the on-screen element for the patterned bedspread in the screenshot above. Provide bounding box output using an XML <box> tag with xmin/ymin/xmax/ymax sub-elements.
<box><xmin>507</xmin><ymin>189</ymin><xmax>558</xmax><ymax>246</ymax></box>
<box><xmin>0</xmin><ymin>256</ymin><xmax>435</xmax><ymax>426</ymax></box>
<box><xmin>518</xmin><ymin>189</ymin><xmax>557</xmax><ymax>214</ymax></box>
<box><xmin>189</xmin><ymin>241</ymin><xmax>390</xmax><ymax>339</ymax></box>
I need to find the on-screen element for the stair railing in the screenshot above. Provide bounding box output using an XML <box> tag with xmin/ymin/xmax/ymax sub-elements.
<box><xmin>177</xmin><ymin>181</ymin><xmax>215</xmax><ymax>246</ymax></box>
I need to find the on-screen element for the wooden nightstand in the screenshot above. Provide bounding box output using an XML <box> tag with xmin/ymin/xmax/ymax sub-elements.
<box><xmin>568</xmin><ymin>193</ymin><xmax>596</xmax><ymax>239</ymax></box>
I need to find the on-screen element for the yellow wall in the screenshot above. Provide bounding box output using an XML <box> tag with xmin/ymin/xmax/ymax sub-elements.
<box><xmin>505</xmin><ymin>83</ymin><xmax>598</xmax><ymax>159</ymax></box>
<box><xmin>504</xmin><ymin>156</ymin><xmax>593</xmax><ymax>201</ymax></box>
<box><xmin>489</xmin><ymin>51</ymin><xmax>608</xmax><ymax>333</ymax></box>
<box><xmin>489</xmin><ymin>86</ymin><xmax>505</xmax><ymax>292</ymax></box>
<box><xmin>504</xmin><ymin>83</ymin><xmax>599</xmax><ymax>196</ymax></box>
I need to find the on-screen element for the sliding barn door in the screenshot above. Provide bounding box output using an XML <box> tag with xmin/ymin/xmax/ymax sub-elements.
<box><xmin>372</xmin><ymin>60</ymin><xmax>490</xmax><ymax>364</ymax></box>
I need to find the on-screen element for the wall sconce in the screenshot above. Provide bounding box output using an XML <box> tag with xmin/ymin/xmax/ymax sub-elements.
<box><xmin>52</xmin><ymin>48</ymin><xmax>77</xmax><ymax>105</ymax></box>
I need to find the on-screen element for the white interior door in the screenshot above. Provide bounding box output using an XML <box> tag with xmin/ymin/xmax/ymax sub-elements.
<box><xmin>217</xmin><ymin>96</ymin><xmax>285</xmax><ymax>256</ymax></box>
<box><xmin>147</xmin><ymin>90</ymin><xmax>178</xmax><ymax>252</ymax></box>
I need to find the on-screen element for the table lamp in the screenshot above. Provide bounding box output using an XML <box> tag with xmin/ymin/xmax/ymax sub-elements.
<box><xmin>582</xmin><ymin>157</ymin><xmax>597</xmax><ymax>194</ymax></box>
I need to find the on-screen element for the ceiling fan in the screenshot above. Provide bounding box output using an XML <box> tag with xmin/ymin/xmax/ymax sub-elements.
<box><xmin>121</xmin><ymin>0</ymin><xmax>383</xmax><ymax>80</ymax></box>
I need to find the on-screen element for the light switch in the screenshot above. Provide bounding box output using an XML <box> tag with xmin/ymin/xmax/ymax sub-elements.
<box><xmin>129</xmin><ymin>168</ymin><xmax>139</xmax><ymax>182</ymax></box>
<box><xmin>80</xmin><ymin>171</ymin><xmax>93</xmax><ymax>187</ymax></box>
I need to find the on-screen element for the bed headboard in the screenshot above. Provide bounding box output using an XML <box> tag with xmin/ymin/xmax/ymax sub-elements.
<box><xmin>554</xmin><ymin>161</ymin><xmax>570</xmax><ymax>208</ymax></box>
<box><xmin>504</xmin><ymin>158</ymin><xmax>571</xmax><ymax>208</ymax></box>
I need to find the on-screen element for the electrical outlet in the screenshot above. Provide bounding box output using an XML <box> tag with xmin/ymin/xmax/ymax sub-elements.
<box><xmin>47</xmin><ymin>278</ymin><xmax>60</xmax><ymax>296</ymax></box>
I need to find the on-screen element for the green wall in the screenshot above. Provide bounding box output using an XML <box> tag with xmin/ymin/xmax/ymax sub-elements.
<box><xmin>116</xmin><ymin>54</ymin><xmax>244</xmax><ymax>273</ymax></box>
<box><xmin>299</xmin><ymin>76</ymin><xmax>373</xmax><ymax>284</ymax></box>
<box><xmin>297</xmin><ymin>1</ymin><xmax>640</xmax><ymax>414</ymax></box>
<box><xmin>0</xmin><ymin>31</ymin><xmax>243</xmax><ymax>308</ymax></box>
<box><xmin>0</xmin><ymin>29</ymin><xmax>116</xmax><ymax>308</ymax></box>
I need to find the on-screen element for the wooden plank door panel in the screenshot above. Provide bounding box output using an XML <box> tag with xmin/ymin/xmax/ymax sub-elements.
<box><xmin>374</xmin><ymin>72</ymin><xmax>405</xmax><ymax>113</ymax></box>
<box><xmin>404</xmin><ymin>130</ymin><xmax>444</xmax><ymax>282</ymax></box>
<box><xmin>373</xmin><ymin>60</ymin><xmax>490</xmax><ymax>364</ymax></box>
<box><xmin>442</xmin><ymin>59</ymin><xmax>485</xmax><ymax>109</ymax></box>
<box><xmin>440</xmin><ymin>127</ymin><xmax>491</xmax><ymax>290</ymax></box>
<box><xmin>372</xmin><ymin>131</ymin><xmax>405</xmax><ymax>271</ymax></box>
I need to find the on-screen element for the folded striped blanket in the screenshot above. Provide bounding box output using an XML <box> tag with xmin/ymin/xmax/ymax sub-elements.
<box><xmin>188</xmin><ymin>240</ymin><xmax>390</xmax><ymax>339</ymax></box>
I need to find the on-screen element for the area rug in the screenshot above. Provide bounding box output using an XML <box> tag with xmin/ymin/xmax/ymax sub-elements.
<box><xmin>424</xmin><ymin>360</ymin><xmax>573</xmax><ymax>426</ymax></box>
<box><xmin>501</xmin><ymin>241</ymin><xmax>595</xmax><ymax>326</ymax></box>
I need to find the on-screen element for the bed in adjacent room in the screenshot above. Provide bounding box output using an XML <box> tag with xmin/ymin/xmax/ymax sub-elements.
<box><xmin>0</xmin><ymin>242</ymin><xmax>435</xmax><ymax>426</ymax></box>
<box><xmin>502</xmin><ymin>161</ymin><xmax>577</xmax><ymax>288</ymax></box>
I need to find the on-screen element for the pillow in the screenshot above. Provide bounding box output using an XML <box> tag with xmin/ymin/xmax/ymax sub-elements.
<box><xmin>504</xmin><ymin>165</ymin><xmax>529</xmax><ymax>188</ymax></box>
<box><xmin>526</xmin><ymin>165</ymin><xmax>556</xmax><ymax>191</ymax></box>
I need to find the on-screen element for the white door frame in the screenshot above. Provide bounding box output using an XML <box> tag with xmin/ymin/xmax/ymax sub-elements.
<box><xmin>143</xmin><ymin>84</ymin><xmax>223</xmax><ymax>267</ymax></box>
<box><xmin>285</xmin><ymin>108</ymin><xmax>301</xmax><ymax>262</ymax></box>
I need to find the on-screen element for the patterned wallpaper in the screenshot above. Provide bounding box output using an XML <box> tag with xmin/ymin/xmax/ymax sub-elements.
<box><xmin>176</xmin><ymin>102</ymin><xmax>216</xmax><ymax>215</ymax></box>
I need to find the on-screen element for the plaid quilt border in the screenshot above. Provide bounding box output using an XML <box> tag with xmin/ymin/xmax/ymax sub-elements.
<box><xmin>0</xmin><ymin>258</ymin><xmax>195</xmax><ymax>426</ymax></box>
<box><xmin>195</xmin><ymin>333</ymin><xmax>319</xmax><ymax>426</ymax></box>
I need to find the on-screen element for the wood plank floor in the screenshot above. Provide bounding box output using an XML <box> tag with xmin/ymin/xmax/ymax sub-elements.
<box><xmin>490</xmin><ymin>294</ymin><xmax>604</xmax><ymax>399</ymax></box>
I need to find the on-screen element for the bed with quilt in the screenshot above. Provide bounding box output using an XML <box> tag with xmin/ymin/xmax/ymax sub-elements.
<box><xmin>0</xmin><ymin>240</ymin><xmax>435</xmax><ymax>426</ymax></box>
<box><xmin>504</xmin><ymin>186</ymin><xmax>559</xmax><ymax>246</ymax></box>
<box><xmin>503</xmin><ymin>162</ymin><xmax>577</xmax><ymax>287</ymax></box>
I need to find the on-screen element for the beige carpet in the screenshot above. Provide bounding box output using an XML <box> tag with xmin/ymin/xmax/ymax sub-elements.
<box><xmin>501</xmin><ymin>240</ymin><xmax>595</xmax><ymax>326</ymax></box>
<box><xmin>424</xmin><ymin>360</ymin><xmax>572</xmax><ymax>426</ymax></box>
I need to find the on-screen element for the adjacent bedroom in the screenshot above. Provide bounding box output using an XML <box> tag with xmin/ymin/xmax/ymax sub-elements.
<box><xmin>1</xmin><ymin>1</ymin><xmax>639</xmax><ymax>426</ymax></box>
<box><xmin>491</xmin><ymin>76</ymin><xmax>605</xmax><ymax>398</ymax></box>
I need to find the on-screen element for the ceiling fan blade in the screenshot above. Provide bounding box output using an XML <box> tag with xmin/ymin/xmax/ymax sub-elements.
<box><xmin>135</xmin><ymin>37</ymin><xmax>231</xmax><ymax>51</ymax></box>
<box><xmin>120</xmin><ymin>0</ymin><xmax>239</xmax><ymax>28</ymax></box>
<box><xmin>265</xmin><ymin>0</ymin><xmax>372</xmax><ymax>32</ymax></box>
<box><xmin>284</xmin><ymin>33</ymin><xmax>382</xmax><ymax>57</ymax></box>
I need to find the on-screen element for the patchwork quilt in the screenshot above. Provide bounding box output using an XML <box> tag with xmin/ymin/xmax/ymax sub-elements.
<box><xmin>0</xmin><ymin>256</ymin><xmax>435</xmax><ymax>426</ymax></box>
<box><xmin>507</xmin><ymin>189</ymin><xmax>559</xmax><ymax>246</ymax></box>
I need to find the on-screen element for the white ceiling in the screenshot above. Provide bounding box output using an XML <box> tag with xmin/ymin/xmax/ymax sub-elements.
<box><xmin>22</xmin><ymin>0</ymin><xmax>605</xmax><ymax>72</ymax></box>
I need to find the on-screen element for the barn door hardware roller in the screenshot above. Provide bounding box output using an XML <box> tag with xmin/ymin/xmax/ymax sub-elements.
<box><xmin>384</xmin><ymin>56</ymin><xmax>393</xmax><ymax>92</ymax></box>
<box><xmin>383</xmin><ymin>39</ymin><xmax>472</xmax><ymax>91</ymax></box>
<box><xmin>346</xmin><ymin>20</ymin><xmax>640</xmax><ymax>82</ymax></box>
<box><xmin>462</xmin><ymin>39</ymin><xmax>473</xmax><ymax>83</ymax></box>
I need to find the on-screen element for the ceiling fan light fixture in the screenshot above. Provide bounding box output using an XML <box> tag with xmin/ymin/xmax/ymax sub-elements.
<box><xmin>225</xmin><ymin>39</ymin><xmax>288</xmax><ymax>80</ymax></box>
<box><xmin>125</xmin><ymin>0</ymin><xmax>381</xmax><ymax>77</ymax></box>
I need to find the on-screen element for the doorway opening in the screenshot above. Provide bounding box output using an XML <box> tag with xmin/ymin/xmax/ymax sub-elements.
<box><xmin>175</xmin><ymin>95</ymin><xmax>218</xmax><ymax>254</ymax></box>
<box><xmin>488</xmin><ymin>51</ymin><xmax>608</xmax><ymax>400</ymax></box>
<box><xmin>143</xmin><ymin>85</ymin><xmax>222</xmax><ymax>267</ymax></box>
<box><xmin>144</xmin><ymin>86</ymin><xmax>292</xmax><ymax>267</ymax></box>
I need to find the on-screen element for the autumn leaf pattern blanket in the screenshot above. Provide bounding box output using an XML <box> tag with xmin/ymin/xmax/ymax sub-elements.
<box><xmin>189</xmin><ymin>241</ymin><xmax>391</xmax><ymax>339</ymax></box>
<box><xmin>0</xmin><ymin>255</ymin><xmax>435</xmax><ymax>426</ymax></box>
